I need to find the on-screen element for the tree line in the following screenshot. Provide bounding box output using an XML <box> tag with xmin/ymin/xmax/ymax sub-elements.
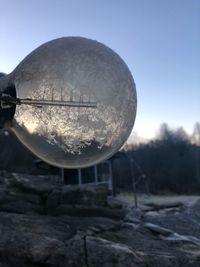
<box><xmin>0</xmin><ymin>123</ymin><xmax>200</xmax><ymax>195</ymax></box>
<box><xmin>117</xmin><ymin>122</ymin><xmax>200</xmax><ymax>195</ymax></box>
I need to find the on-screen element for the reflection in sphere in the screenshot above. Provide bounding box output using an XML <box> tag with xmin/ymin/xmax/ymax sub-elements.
<box><xmin>8</xmin><ymin>37</ymin><xmax>137</xmax><ymax>168</ymax></box>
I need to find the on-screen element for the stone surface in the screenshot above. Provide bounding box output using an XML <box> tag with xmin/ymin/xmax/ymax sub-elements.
<box><xmin>55</xmin><ymin>205</ymin><xmax>126</xmax><ymax>219</ymax></box>
<box><xmin>0</xmin><ymin>172</ymin><xmax>199</xmax><ymax>266</ymax></box>
<box><xmin>86</xmin><ymin>236</ymin><xmax>145</xmax><ymax>267</ymax></box>
<box><xmin>61</xmin><ymin>184</ymin><xmax>108</xmax><ymax>206</ymax></box>
<box><xmin>107</xmin><ymin>196</ymin><xmax>124</xmax><ymax>209</ymax></box>
<box><xmin>5</xmin><ymin>172</ymin><xmax>60</xmax><ymax>196</ymax></box>
<box><xmin>0</xmin><ymin>212</ymin><xmax>73</xmax><ymax>266</ymax></box>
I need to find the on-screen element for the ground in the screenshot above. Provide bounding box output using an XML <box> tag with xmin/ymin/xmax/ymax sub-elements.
<box><xmin>117</xmin><ymin>193</ymin><xmax>200</xmax><ymax>207</ymax></box>
<box><xmin>0</xmin><ymin>172</ymin><xmax>200</xmax><ymax>266</ymax></box>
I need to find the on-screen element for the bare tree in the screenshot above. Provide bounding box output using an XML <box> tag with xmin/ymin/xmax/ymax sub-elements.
<box><xmin>192</xmin><ymin>122</ymin><xmax>200</xmax><ymax>182</ymax></box>
<box><xmin>192</xmin><ymin>122</ymin><xmax>200</xmax><ymax>145</ymax></box>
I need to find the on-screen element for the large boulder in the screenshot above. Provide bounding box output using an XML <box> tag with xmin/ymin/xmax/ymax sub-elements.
<box><xmin>86</xmin><ymin>236</ymin><xmax>145</xmax><ymax>267</ymax></box>
<box><xmin>61</xmin><ymin>184</ymin><xmax>108</xmax><ymax>206</ymax></box>
<box><xmin>0</xmin><ymin>185</ymin><xmax>41</xmax><ymax>214</ymax></box>
<box><xmin>0</xmin><ymin>212</ymin><xmax>75</xmax><ymax>266</ymax></box>
<box><xmin>45</xmin><ymin>184</ymin><xmax>109</xmax><ymax>215</ymax></box>
<box><xmin>4</xmin><ymin>172</ymin><xmax>61</xmax><ymax>196</ymax></box>
<box><xmin>0</xmin><ymin>212</ymin><xmax>122</xmax><ymax>267</ymax></box>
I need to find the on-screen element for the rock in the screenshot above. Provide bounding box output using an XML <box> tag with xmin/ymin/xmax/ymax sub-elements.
<box><xmin>6</xmin><ymin>173</ymin><xmax>61</xmax><ymax>196</ymax></box>
<box><xmin>46</xmin><ymin>235</ymin><xmax>86</xmax><ymax>267</ymax></box>
<box><xmin>107</xmin><ymin>197</ymin><xmax>124</xmax><ymax>209</ymax></box>
<box><xmin>0</xmin><ymin>212</ymin><xmax>76</xmax><ymax>266</ymax></box>
<box><xmin>0</xmin><ymin>200</ymin><xmax>41</xmax><ymax>214</ymax></box>
<box><xmin>0</xmin><ymin>187</ymin><xmax>41</xmax><ymax>214</ymax></box>
<box><xmin>124</xmin><ymin>207</ymin><xmax>143</xmax><ymax>224</ymax></box>
<box><xmin>0</xmin><ymin>212</ymin><xmax>123</xmax><ymax>267</ymax></box>
<box><xmin>145</xmin><ymin>202</ymin><xmax>184</xmax><ymax>211</ymax></box>
<box><xmin>161</xmin><ymin>232</ymin><xmax>200</xmax><ymax>246</ymax></box>
<box><xmin>45</xmin><ymin>188</ymin><xmax>62</xmax><ymax>215</ymax></box>
<box><xmin>0</xmin><ymin>176</ymin><xmax>5</xmax><ymax>185</ymax></box>
<box><xmin>144</xmin><ymin>222</ymin><xmax>200</xmax><ymax>246</ymax></box>
<box><xmin>0</xmin><ymin>187</ymin><xmax>11</xmax><ymax>203</ymax></box>
<box><xmin>137</xmin><ymin>252</ymin><xmax>177</xmax><ymax>267</ymax></box>
<box><xmin>56</xmin><ymin>204</ymin><xmax>126</xmax><ymax>219</ymax></box>
<box><xmin>86</xmin><ymin>236</ymin><xmax>145</xmax><ymax>267</ymax></box>
<box><xmin>61</xmin><ymin>184</ymin><xmax>108</xmax><ymax>206</ymax></box>
<box><xmin>45</xmin><ymin>184</ymin><xmax>110</xmax><ymax>215</ymax></box>
<box><xmin>144</xmin><ymin>222</ymin><xmax>174</xmax><ymax>236</ymax></box>
<box><xmin>122</xmin><ymin>222</ymin><xmax>140</xmax><ymax>230</ymax></box>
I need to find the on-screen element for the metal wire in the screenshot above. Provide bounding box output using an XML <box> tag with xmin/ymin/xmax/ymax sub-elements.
<box><xmin>0</xmin><ymin>94</ymin><xmax>97</xmax><ymax>109</ymax></box>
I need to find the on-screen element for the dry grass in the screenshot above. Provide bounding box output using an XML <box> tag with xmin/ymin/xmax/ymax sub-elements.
<box><xmin>117</xmin><ymin>193</ymin><xmax>200</xmax><ymax>208</ymax></box>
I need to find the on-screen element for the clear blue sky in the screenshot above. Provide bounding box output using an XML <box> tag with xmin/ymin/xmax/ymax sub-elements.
<box><xmin>1</xmin><ymin>0</ymin><xmax>199</xmax><ymax>140</ymax></box>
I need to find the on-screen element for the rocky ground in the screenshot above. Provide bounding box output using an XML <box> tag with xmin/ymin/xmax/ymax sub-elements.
<box><xmin>0</xmin><ymin>171</ymin><xmax>200</xmax><ymax>267</ymax></box>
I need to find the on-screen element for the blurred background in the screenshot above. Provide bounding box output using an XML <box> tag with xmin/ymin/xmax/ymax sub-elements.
<box><xmin>0</xmin><ymin>0</ymin><xmax>199</xmax><ymax>195</ymax></box>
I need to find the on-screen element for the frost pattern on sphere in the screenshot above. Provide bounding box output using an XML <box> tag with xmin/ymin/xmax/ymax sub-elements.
<box><xmin>15</xmin><ymin>90</ymin><xmax>122</xmax><ymax>155</ymax></box>
<box><xmin>9</xmin><ymin>37</ymin><xmax>137</xmax><ymax>168</ymax></box>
